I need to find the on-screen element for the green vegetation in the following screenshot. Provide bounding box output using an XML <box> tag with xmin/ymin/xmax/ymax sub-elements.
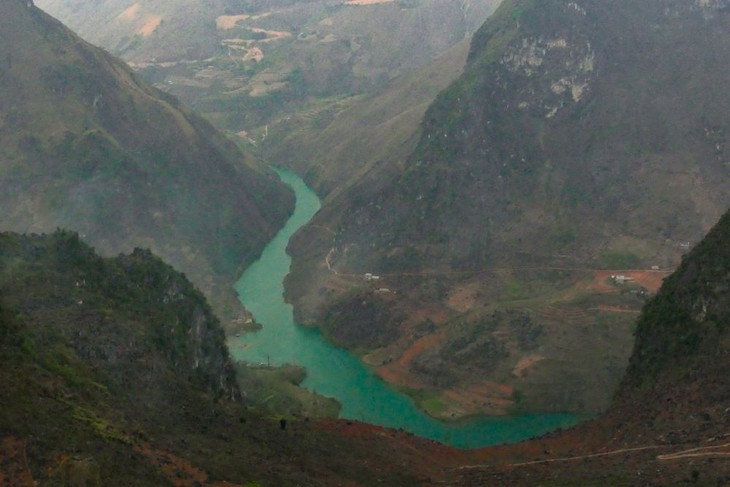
<box><xmin>235</xmin><ymin>363</ymin><xmax>341</xmax><ymax>419</ymax></box>
<box><xmin>598</xmin><ymin>250</ymin><xmax>641</xmax><ymax>270</ymax></box>
<box><xmin>419</xmin><ymin>395</ymin><xmax>448</xmax><ymax>417</ymax></box>
<box><xmin>621</xmin><ymin>210</ymin><xmax>730</xmax><ymax>390</ymax></box>
<box><xmin>320</xmin><ymin>290</ymin><xmax>404</xmax><ymax>350</ymax></box>
<box><xmin>0</xmin><ymin>0</ymin><xmax>294</xmax><ymax>329</ymax></box>
<box><xmin>39</xmin><ymin>0</ymin><xmax>501</xmax><ymax>151</ymax></box>
<box><xmin>0</xmin><ymin>231</ymin><xmax>418</xmax><ymax>485</ymax></box>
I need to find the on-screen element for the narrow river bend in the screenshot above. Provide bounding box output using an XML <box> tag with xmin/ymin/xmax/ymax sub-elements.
<box><xmin>230</xmin><ymin>169</ymin><xmax>580</xmax><ymax>449</ymax></box>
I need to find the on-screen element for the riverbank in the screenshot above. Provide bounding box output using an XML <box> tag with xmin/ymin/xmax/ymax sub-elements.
<box><xmin>229</xmin><ymin>168</ymin><xmax>582</xmax><ymax>449</ymax></box>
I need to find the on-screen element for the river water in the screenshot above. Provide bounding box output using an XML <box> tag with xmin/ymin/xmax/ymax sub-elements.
<box><xmin>230</xmin><ymin>169</ymin><xmax>581</xmax><ymax>449</ymax></box>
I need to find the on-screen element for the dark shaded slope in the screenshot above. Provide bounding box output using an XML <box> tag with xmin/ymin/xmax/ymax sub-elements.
<box><xmin>0</xmin><ymin>0</ymin><xmax>293</xmax><ymax>323</ymax></box>
<box><xmin>609</xmin><ymin>208</ymin><xmax>730</xmax><ymax>436</ymax></box>
<box><xmin>0</xmin><ymin>231</ymin><xmax>421</xmax><ymax>486</ymax></box>
<box><xmin>0</xmin><ymin>231</ymin><xmax>238</xmax><ymax>484</ymax></box>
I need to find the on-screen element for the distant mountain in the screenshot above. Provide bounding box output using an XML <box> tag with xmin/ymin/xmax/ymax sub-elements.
<box><xmin>36</xmin><ymin>0</ymin><xmax>227</xmax><ymax>62</ymax></box>
<box><xmin>266</xmin><ymin>37</ymin><xmax>473</xmax><ymax>196</ymax></box>
<box><xmin>36</xmin><ymin>0</ymin><xmax>502</xmax><ymax>137</ymax></box>
<box><xmin>285</xmin><ymin>0</ymin><xmax>730</xmax><ymax>417</ymax></box>
<box><xmin>0</xmin><ymin>0</ymin><xmax>294</xmax><ymax>324</ymax></box>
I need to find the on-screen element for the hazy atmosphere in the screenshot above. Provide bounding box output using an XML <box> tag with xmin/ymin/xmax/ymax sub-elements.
<box><xmin>1</xmin><ymin>0</ymin><xmax>729</xmax><ymax>484</ymax></box>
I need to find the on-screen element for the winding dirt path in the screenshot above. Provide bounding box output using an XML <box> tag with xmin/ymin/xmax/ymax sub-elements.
<box><xmin>657</xmin><ymin>442</ymin><xmax>730</xmax><ymax>461</ymax></box>
<box><xmin>454</xmin><ymin>445</ymin><xmax>666</xmax><ymax>471</ymax></box>
<box><xmin>453</xmin><ymin>433</ymin><xmax>730</xmax><ymax>473</ymax></box>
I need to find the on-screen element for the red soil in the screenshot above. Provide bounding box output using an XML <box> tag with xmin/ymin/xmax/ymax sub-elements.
<box><xmin>314</xmin><ymin>418</ymin><xmax>464</xmax><ymax>471</ymax></box>
<box><xmin>512</xmin><ymin>354</ymin><xmax>544</xmax><ymax>378</ymax></box>
<box><xmin>444</xmin><ymin>380</ymin><xmax>515</xmax><ymax>416</ymax></box>
<box><xmin>134</xmin><ymin>443</ymin><xmax>242</xmax><ymax>487</ymax></box>
<box><xmin>0</xmin><ymin>437</ymin><xmax>34</xmax><ymax>487</ymax></box>
<box><xmin>590</xmin><ymin>270</ymin><xmax>670</xmax><ymax>294</ymax></box>
<box><xmin>377</xmin><ymin>330</ymin><xmax>447</xmax><ymax>387</ymax></box>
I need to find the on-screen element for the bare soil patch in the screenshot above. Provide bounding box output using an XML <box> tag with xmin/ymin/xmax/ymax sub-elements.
<box><xmin>118</xmin><ymin>3</ymin><xmax>141</xmax><ymax>22</ymax></box>
<box><xmin>589</xmin><ymin>269</ymin><xmax>670</xmax><ymax>294</ymax></box>
<box><xmin>447</xmin><ymin>281</ymin><xmax>480</xmax><ymax>312</ymax></box>
<box><xmin>0</xmin><ymin>437</ymin><xmax>33</xmax><ymax>486</ymax></box>
<box><xmin>138</xmin><ymin>16</ymin><xmax>162</xmax><ymax>37</ymax></box>
<box><xmin>442</xmin><ymin>380</ymin><xmax>515</xmax><ymax>417</ymax></box>
<box><xmin>243</xmin><ymin>47</ymin><xmax>264</xmax><ymax>62</ymax></box>
<box><xmin>250</xmin><ymin>28</ymin><xmax>292</xmax><ymax>43</ymax></box>
<box><xmin>376</xmin><ymin>330</ymin><xmax>447</xmax><ymax>387</ymax></box>
<box><xmin>512</xmin><ymin>354</ymin><xmax>544</xmax><ymax>378</ymax></box>
<box><xmin>135</xmin><ymin>443</ymin><xmax>242</xmax><ymax>487</ymax></box>
<box><xmin>216</xmin><ymin>15</ymin><xmax>250</xmax><ymax>30</ymax></box>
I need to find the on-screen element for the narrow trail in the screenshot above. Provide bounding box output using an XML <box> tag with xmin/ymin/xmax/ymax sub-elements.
<box><xmin>657</xmin><ymin>441</ymin><xmax>730</xmax><ymax>461</ymax></box>
<box><xmin>452</xmin><ymin>434</ymin><xmax>730</xmax><ymax>472</ymax></box>
<box><xmin>454</xmin><ymin>445</ymin><xmax>668</xmax><ymax>470</ymax></box>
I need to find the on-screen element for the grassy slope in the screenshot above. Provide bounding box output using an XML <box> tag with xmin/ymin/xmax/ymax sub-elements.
<box><xmin>284</xmin><ymin>0</ymin><xmax>730</xmax><ymax>416</ymax></box>
<box><xmin>0</xmin><ymin>0</ymin><xmax>294</xmax><ymax>325</ymax></box>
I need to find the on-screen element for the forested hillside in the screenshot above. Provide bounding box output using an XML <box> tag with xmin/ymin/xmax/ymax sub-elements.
<box><xmin>0</xmin><ymin>0</ymin><xmax>294</xmax><ymax>324</ymax></box>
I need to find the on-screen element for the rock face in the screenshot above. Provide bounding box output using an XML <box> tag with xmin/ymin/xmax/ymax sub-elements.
<box><xmin>0</xmin><ymin>0</ymin><xmax>294</xmax><ymax>321</ymax></box>
<box><xmin>285</xmin><ymin>0</ymin><xmax>730</xmax><ymax>416</ymax></box>
<box><xmin>333</xmin><ymin>0</ymin><xmax>729</xmax><ymax>274</ymax></box>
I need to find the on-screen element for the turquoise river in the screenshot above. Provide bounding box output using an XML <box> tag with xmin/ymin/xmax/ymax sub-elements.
<box><xmin>230</xmin><ymin>169</ymin><xmax>581</xmax><ymax>450</ymax></box>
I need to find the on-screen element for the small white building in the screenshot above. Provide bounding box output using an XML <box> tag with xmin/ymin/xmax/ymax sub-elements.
<box><xmin>613</xmin><ymin>275</ymin><xmax>634</xmax><ymax>284</ymax></box>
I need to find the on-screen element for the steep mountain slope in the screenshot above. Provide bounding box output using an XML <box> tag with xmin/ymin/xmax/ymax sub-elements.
<box><xmin>0</xmin><ymin>0</ymin><xmax>293</xmax><ymax>324</ymax></box>
<box><xmin>0</xmin><ymin>231</ymin><xmax>424</xmax><ymax>485</ymax></box>
<box><xmin>609</xmin><ymin>207</ymin><xmax>730</xmax><ymax>436</ymax></box>
<box><xmin>36</xmin><ymin>0</ymin><xmax>227</xmax><ymax>62</ymax></box>
<box><xmin>286</xmin><ymin>0</ymin><xmax>730</xmax><ymax>417</ymax></box>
